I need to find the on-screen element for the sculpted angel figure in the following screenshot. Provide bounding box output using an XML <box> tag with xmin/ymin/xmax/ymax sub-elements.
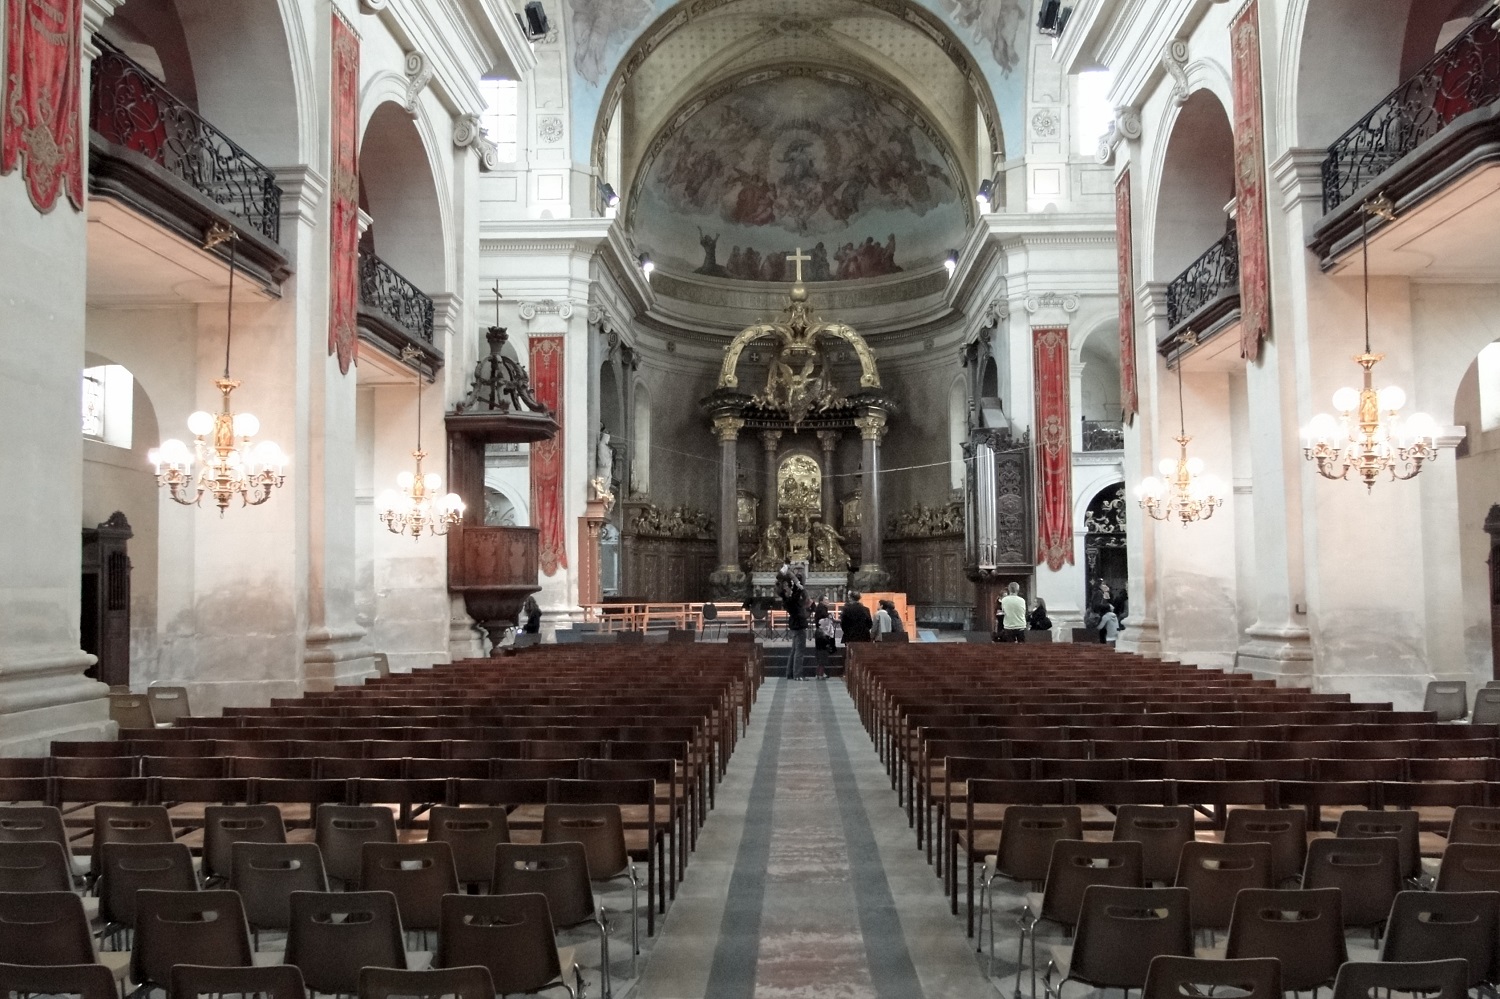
<box><xmin>809</xmin><ymin>520</ymin><xmax>851</xmax><ymax>572</ymax></box>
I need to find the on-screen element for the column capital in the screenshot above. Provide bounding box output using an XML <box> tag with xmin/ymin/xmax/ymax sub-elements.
<box><xmin>855</xmin><ymin>413</ymin><xmax>887</xmax><ymax>441</ymax></box>
<box><xmin>713</xmin><ymin>416</ymin><xmax>745</xmax><ymax>442</ymax></box>
<box><xmin>760</xmin><ymin>429</ymin><xmax>782</xmax><ymax>451</ymax></box>
<box><xmin>816</xmin><ymin>430</ymin><xmax>841</xmax><ymax>451</ymax></box>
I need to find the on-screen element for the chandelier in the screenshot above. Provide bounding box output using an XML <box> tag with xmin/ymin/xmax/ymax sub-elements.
<box><xmin>148</xmin><ymin>225</ymin><xmax>286</xmax><ymax>514</ymax></box>
<box><xmin>377</xmin><ymin>346</ymin><xmax>464</xmax><ymax>537</ymax></box>
<box><xmin>1135</xmin><ymin>360</ymin><xmax>1224</xmax><ymax>525</ymax></box>
<box><xmin>1301</xmin><ymin>195</ymin><xmax>1438</xmax><ymax>490</ymax></box>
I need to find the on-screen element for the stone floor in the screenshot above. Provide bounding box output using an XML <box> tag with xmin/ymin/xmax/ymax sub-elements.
<box><xmin>632</xmin><ymin>677</ymin><xmax>997</xmax><ymax>999</ymax></box>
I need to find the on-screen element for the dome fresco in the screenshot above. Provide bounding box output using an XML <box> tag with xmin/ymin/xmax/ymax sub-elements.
<box><xmin>627</xmin><ymin>68</ymin><xmax>971</xmax><ymax>283</ymax></box>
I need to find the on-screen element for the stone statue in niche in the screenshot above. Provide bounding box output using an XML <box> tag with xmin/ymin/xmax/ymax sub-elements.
<box><xmin>749</xmin><ymin>520</ymin><xmax>787</xmax><ymax>571</ymax></box>
<box><xmin>809</xmin><ymin>520</ymin><xmax>851</xmax><ymax>571</ymax></box>
<box><xmin>595</xmin><ymin>427</ymin><xmax>613</xmax><ymax>482</ymax></box>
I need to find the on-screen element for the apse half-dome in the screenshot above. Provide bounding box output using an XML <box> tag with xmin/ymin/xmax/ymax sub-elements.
<box><xmin>627</xmin><ymin>67</ymin><xmax>972</xmax><ymax>284</ymax></box>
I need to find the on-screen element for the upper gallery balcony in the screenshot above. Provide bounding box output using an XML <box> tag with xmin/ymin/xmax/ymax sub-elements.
<box><xmin>1161</xmin><ymin>228</ymin><xmax>1240</xmax><ymax>363</ymax></box>
<box><xmin>358</xmin><ymin>245</ymin><xmax>441</xmax><ymax>378</ymax></box>
<box><xmin>1309</xmin><ymin>16</ymin><xmax>1500</xmax><ymax>271</ymax></box>
<box><xmin>89</xmin><ymin>39</ymin><xmax>289</xmax><ymax>288</ymax></box>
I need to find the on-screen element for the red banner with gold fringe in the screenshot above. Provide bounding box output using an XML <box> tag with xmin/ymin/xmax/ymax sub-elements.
<box><xmin>2</xmin><ymin>0</ymin><xmax>84</xmax><ymax>213</ymax></box>
<box><xmin>1034</xmin><ymin>326</ymin><xmax>1074</xmax><ymax>572</ymax></box>
<box><xmin>1232</xmin><ymin>0</ymin><xmax>1271</xmax><ymax>361</ymax></box>
<box><xmin>1116</xmin><ymin>169</ymin><xmax>1139</xmax><ymax>424</ymax></box>
<box><xmin>328</xmin><ymin>12</ymin><xmax>359</xmax><ymax>374</ymax></box>
<box><xmin>529</xmin><ymin>336</ymin><xmax>568</xmax><ymax>576</ymax></box>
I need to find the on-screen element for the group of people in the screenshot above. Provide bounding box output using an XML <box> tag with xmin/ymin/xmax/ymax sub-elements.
<box><xmin>994</xmin><ymin>580</ymin><xmax>1127</xmax><ymax>644</ymax></box>
<box><xmin>777</xmin><ymin>563</ymin><xmax>905</xmax><ymax>681</ymax></box>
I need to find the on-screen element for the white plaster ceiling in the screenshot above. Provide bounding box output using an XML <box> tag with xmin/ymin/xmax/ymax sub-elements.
<box><xmin>620</xmin><ymin>0</ymin><xmax>976</xmax><ymax>189</ymax></box>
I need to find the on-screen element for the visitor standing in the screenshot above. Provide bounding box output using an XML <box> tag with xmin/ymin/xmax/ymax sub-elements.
<box><xmin>779</xmin><ymin>565</ymin><xmax>808</xmax><ymax>680</ymax></box>
<box><xmin>521</xmin><ymin>595</ymin><xmax>542</xmax><ymax>634</ymax></box>
<box><xmin>999</xmin><ymin>582</ymin><xmax>1027</xmax><ymax>643</ymax></box>
<box><xmin>840</xmin><ymin>591</ymin><xmax>873</xmax><ymax>643</ymax></box>
<box><xmin>812</xmin><ymin>598</ymin><xmax>833</xmax><ymax>679</ymax></box>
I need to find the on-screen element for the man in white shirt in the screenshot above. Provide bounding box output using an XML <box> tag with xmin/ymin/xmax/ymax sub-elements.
<box><xmin>999</xmin><ymin>582</ymin><xmax>1027</xmax><ymax>643</ymax></box>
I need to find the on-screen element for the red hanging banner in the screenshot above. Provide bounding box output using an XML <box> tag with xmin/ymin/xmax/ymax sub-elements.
<box><xmin>2</xmin><ymin>0</ymin><xmax>85</xmax><ymax>213</ymax></box>
<box><xmin>328</xmin><ymin>12</ymin><xmax>360</xmax><ymax>374</ymax></box>
<box><xmin>1231</xmin><ymin>0</ymin><xmax>1271</xmax><ymax>361</ymax></box>
<box><xmin>1115</xmin><ymin>169</ymin><xmax>1139</xmax><ymax>424</ymax></box>
<box><xmin>529</xmin><ymin>336</ymin><xmax>568</xmax><ymax>576</ymax></box>
<box><xmin>1034</xmin><ymin>326</ymin><xmax>1074</xmax><ymax>572</ymax></box>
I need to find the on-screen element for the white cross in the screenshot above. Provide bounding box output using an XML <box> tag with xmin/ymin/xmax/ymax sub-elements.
<box><xmin>787</xmin><ymin>247</ymin><xmax>811</xmax><ymax>284</ymax></box>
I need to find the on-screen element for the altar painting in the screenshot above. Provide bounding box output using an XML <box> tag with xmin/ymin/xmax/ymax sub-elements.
<box><xmin>629</xmin><ymin>70</ymin><xmax>969</xmax><ymax>282</ymax></box>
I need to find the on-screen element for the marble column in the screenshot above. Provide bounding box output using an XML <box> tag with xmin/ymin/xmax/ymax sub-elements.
<box><xmin>817</xmin><ymin>431</ymin><xmax>840</xmax><ymax>521</ymax></box>
<box><xmin>710</xmin><ymin>416</ymin><xmax>747</xmax><ymax>597</ymax></box>
<box><xmin>761</xmin><ymin>431</ymin><xmax>782</xmax><ymax>525</ymax></box>
<box><xmin>852</xmin><ymin>410</ymin><xmax>890</xmax><ymax>590</ymax></box>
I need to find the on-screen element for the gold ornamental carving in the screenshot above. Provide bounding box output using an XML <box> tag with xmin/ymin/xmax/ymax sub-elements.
<box><xmin>713</xmin><ymin>415</ymin><xmax>745</xmax><ymax>442</ymax></box>
<box><xmin>855</xmin><ymin>413</ymin><xmax>888</xmax><ymax>441</ymax></box>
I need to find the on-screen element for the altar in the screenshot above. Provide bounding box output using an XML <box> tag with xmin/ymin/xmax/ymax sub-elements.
<box><xmin>700</xmin><ymin>248</ymin><xmax>898</xmax><ymax>600</ymax></box>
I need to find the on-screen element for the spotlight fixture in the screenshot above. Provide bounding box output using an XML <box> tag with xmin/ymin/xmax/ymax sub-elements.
<box><xmin>1037</xmin><ymin>1</ymin><xmax>1073</xmax><ymax>36</ymax></box>
<box><xmin>944</xmin><ymin>250</ymin><xmax>959</xmax><ymax>277</ymax></box>
<box><xmin>638</xmin><ymin>253</ymin><xmax>654</xmax><ymax>278</ymax></box>
<box><xmin>517</xmin><ymin>1</ymin><xmax>549</xmax><ymax>39</ymax></box>
<box><xmin>976</xmin><ymin>178</ymin><xmax>993</xmax><ymax>212</ymax></box>
<box><xmin>598</xmin><ymin>181</ymin><xmax>619</xmax><ymax>210</ymax></box>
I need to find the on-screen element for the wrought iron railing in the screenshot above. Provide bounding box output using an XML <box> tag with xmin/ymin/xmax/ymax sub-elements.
<box><xmin>1081</xmin><ymin>420</ymin><xmax>1125</xmax><ymax>452</ymax></box>
<box><xmin>359</xmin><ymin>247</ymin><xmax>435</xmax><ymax>345</ymax></box>
<box><xmin>1166</xmin><ymin>229</ymin><xmax>1239</xmax><ymax>330</ymax></box>
<box><xmin>1323</xmin><ymin>16</ymin><xmax>1500</xmax><ymax>212</ymax></box>
<box><xmin>89</xmin><ymin>39</ymin><xmax>282</xmax><ymax>243</ymax></box>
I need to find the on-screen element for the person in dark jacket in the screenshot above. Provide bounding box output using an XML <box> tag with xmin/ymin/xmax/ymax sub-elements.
<box><xmin>1028</xmin><ymin>598</ymin><xmax>1052</xmax><ymax>632</ymax></box>
<box><xmin>522</xmin><ymin>595</ymin><xmax>542</xmax><ymax>634</ymax></box>
<box><xmin>812</xmin><ymin>598</ymin><xmax>833</xmax><ymax>679</ymax></box>
<box><xmin>839</xmin><ymin>591</ymin><xmax>874</xmax><ymax>643</ymax></box>
<box><xmin>779</xmin><ymin>565</ymin><xmax>808</xmax><ymax>680</ymax></box>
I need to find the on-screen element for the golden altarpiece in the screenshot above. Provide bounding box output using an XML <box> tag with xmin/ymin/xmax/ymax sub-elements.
<box><xmin>700</xmin><ymin>250</ymin><xmax>897</xmax><ymax>599</ymax></box>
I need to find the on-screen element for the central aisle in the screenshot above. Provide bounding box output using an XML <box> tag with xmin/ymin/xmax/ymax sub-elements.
<box><xmin>634</xmin><ymin>678</ymin><xmax>995</xmax><ymax>999</ymax></box>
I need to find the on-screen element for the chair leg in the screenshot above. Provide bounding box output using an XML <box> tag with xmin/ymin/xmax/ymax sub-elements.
<box><xmin>596</xmin><ymin>905</ymin><xmax>612</xmax><ymax>999</ymax></box>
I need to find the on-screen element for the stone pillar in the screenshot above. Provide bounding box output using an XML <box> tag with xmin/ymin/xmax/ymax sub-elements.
<box><xmin>709</xmin><ymin>416</ymin><xmax>747</xmax><ymax>598</ymax></box>
<box><xmin>761</xmin><ymin>431</ymin><xmax>782</xmax><ymax>523</ymax></box>
<box><xmin>817</xmin><ymin>430</ymin><xmax>840</xmax><ymax>521</ymax></box>
<box><xmin>1117</xmin><ymin>283</ymin><xmax>1165</xmax><ymax>658</ymax></box>
<box><xmin>851</xmin><ymin>410</ymin><xmax>891</xmax><ymax>591</ymax></box>
<box><xmin>1486</xmin><ymin>505</ymin><xmax>1500</xmax><ymax>683</ymax></box>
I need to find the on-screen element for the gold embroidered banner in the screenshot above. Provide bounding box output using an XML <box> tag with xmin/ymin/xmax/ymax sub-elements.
<box><xmin>2</xmin><ymin>0</ymin><xmax>85</xmax><ymax>212</ymax></box>
<box><xmin>1034</xmin><ymin>326</ymin><xmax>1074</xmax><ymax>572</ymax></box>
<box><xmin>529</xmin><ymin>336</ymin><xmax>568</xmax><ymax>576</ymax></box>
<box><xmin>329</xmin><ymin>12</ymin><xmax>360</xmax><ymax>374</ymax></box>
<box><xmin>1232</xmin><ymin>0</ymin><xmax>1271</xmax><ymax>361</ymax></box>
<box><xmin>1115</xmin><ymin>169</ymin><xmax>1139</xmax><ymax>423</ymax></box>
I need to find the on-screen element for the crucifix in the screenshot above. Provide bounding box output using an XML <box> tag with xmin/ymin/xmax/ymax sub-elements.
<box><xmin>787</xmin><ymin>247</ymin><xmax>811</xmax><ymax>284</ymax></box>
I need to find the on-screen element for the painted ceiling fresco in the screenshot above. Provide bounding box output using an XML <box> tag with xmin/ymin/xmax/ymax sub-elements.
<box><xmin>628</xmin><ymin>70</ymin><xmax>970</xmax><ymax>283</ymax></box>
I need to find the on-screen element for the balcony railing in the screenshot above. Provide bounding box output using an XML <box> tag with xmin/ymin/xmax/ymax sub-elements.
<box><xmin>359</xmin><ymin>247</ymin><xmax>435</xmax><ymax>346</ymax></box>
<box><xmin>90</xmin><ymin>39</ymin><xmax>282</xmax><ymax>243</ymax></box>
<box><xmin>1166</xmin><ymin>229</ymin><xmax>1240</xmax><ymax>332</ymax></box>
<box><xmin>1323</xmin><ymin>17</ymin><xmax>1500</xmax><ymax>213</ymax></box>
<box><xmin>1081</xmin><ymin>420</ymin><xmax>1125</xmax><ymax>452</ymax></box>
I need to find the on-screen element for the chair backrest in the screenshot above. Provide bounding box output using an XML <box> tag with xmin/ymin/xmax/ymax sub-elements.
<box><xmin>1424</xmin><ymin>680</ymin><xmax>1469</xmax><ymax>722</ymax></box>
<box><xmin>426</xmin><ymin>806</ymin><xmax>510</xmax><ymax>887</ymax></box>
<box><xmin>100</xmin><ymin>841</ymin><xmax>198</xmax><ymax>930</ymax></box>
<box><xmin>1111</xmin><ymin>805</ymin><xmax>1197</xmax><ymax>884</ymax></box>
<box><xmin>1302</xmin><ymin>835</ymin><xmax>1402</xmax><ymax>928</ymax></box>
<box><xmin>1335</xmin><ymin>808</ymin><xmax>1421</xmax><ymax>880</ymax></box>
<box><xmin>492</xmin><ymin>841</ymin><xmax>595</xmax><ymax>928</ymax></box>
<box><xmin>146</xmin><ymin>685</ymin><xmax>191</xmax><ymax>726</ymax></box>
<box><xmin>1173</xmin><ymin>840</ymin><xmax>1274</xmax><ymax>932</ymax></box>
<box><xmin>0</xmin><ymin>962</ymin><xmax>119</xmax><ymax>999</ymax></box>
<box><xmin>1381</xmin><ymin>889</ymin><xmax>1498</xmax><ymax>988</ymax></box>
<box><xmin>1473</xmin><ymin>689</ymin><xmax>1500</xmax><ymax>725</ymax></box>
<box><xmin>170</xmin><ymin>963</ymin><xmax>307</xmax><ymax>999</ymax></box>
<box><xmin>314</xmin><ymin>803</ymin><xmax>397</xmax><ymax>887</ymax></box>
<box><xmin>1142</xmin><ymin>956</ymin><xmax>1282</xmax><ymax>999</ymax></box>
<box><xmin>360</xmin><ymin>842</ymin><xmax>459</xmax><ymax>933</ymax></box>
<box><xmin>1449</xmin><ymin>805</ymin><xmax>1500</xmax><ymax>845</ymax></box>
<box><xmin>91</xmin><ymin>803</ymin><xmax>174</xmax><ymax>876</ymax></box>
<box><xmin>1039</xmin><ymin>839</ymin><xmax>1144</xmax><ymax>928</ymax></box>
<box><xmin>1225</xmin><ymin>888</ymin><xmax>1348</xmax><ymax>993</ymax></box>
<box><xmin>0</xmin><ymin>805</ymin><xmax>70</xmax><ymax>854</ymax></box>
<box><xmin>541</xmin><ymin>803</ymin><xmax>629</xmax><ymax>880</ymax></box>
<box><xmin>201</xmin><ymin>804</ymin><xmax>287</xmax><ymax>885</ymax></box>
<box><xmin>1223</xmin><ymin>807</ymin><xmax>1307</xmax><ymax>885</ymax></box>
<box><xmin>285</xmin><ymin>890</ymin><xmax>408</xmax><ymax>996</ymax></box>
<box><xmin>993</xmin><ymin>805</ymin><xmax>1082</xmax><ymax>884</ymax></box>
<box><xmin>1067</xmin><ymin>886</ymin><xmax>1193</xmax><ymax>991</ymax></box>
<box><xmin>358</xmin><ymin>965</ymin><xmax>495</xmax><ymax>999</ymax></box>
<box><xmin>435</xmin><ymin>893</ymin><xmax>565</xmax><ymax>996</ymax></box>
<box><xmin>0</xmin><ymin>891</ymin><xmax>96</xmax><ymax>965</ymax></box>
<box><xmin>131</xmin><ymin>890</ymin><xmax>253</xmax><ymax>992</ymax></box>
<box><xmin>109</xmin><ymin>692</ymin><xmax>156</xmax><ymax>729</ymax></box>
<box><xmin>229</xmin><ymin>841</ymin><xmax>329</xmax><ymax>932</ymax></box>
<box><xmin>1331</xmin><ymin>960</ymin><xmax>1470</xmax><ymax>999</ymax></box>
<box><xmin>0</xmin><ymin>840</ymin><xmax>73</xmax><ymax>892</ymax></box>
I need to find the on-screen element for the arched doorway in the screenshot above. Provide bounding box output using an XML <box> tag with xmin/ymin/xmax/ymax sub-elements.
<box><xmin>1083</xmin><ymin>483</ymin><xmax>1127</xmax><ymax>620</ymax></box>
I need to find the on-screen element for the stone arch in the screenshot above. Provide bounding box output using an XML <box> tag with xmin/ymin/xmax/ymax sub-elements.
<box><xmin>483</xmin><ymin>483</ymin><xmax>530</xmax><ymax>526</ymax></box>
<box><xmin>1074</xmin><ymin>315</ymin><xmax>1123</xmax><ymax>424</ymax></box>
<box><xmin>358</xmin><ymin>98</ymin><xmax>450</xmax><ymax>295</ymax></box>
<box><xmin>1148</xmin><ymin>88</ymin><xmax>1237</xmax><ymax>280</ymax></box>
<box><xmin>1074</xmin><ymin>472</ymin><xmax>1125</xmax><ymax>536</ymax></box>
